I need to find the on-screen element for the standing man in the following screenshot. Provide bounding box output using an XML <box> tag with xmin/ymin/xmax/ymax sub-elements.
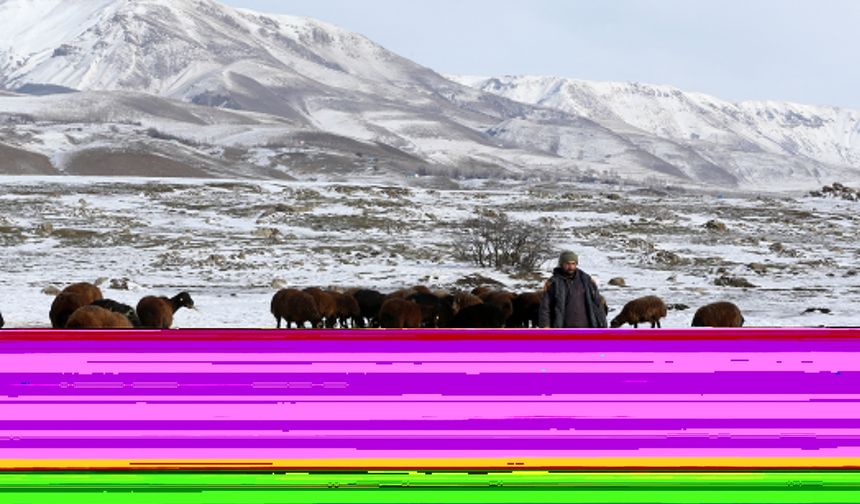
<box><xmin>539</xmin><ymin>251</ymin><xmax>607</xmax><ymax>328</ymax></box>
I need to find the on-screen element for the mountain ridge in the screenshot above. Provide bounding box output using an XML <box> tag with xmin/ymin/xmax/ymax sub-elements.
<box><xmin>1</xmin><ymin>0</ymin><xmax>858</xmax><ymax>191</ymax></box>
<box><xmin>452</xmin><ymin>74</ymin><xmax>860</xmax><ymax>170</ymax></box>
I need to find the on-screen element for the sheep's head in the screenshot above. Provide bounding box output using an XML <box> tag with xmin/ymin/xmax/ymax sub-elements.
<box><xmin>173</xmin><ymin>292</ymin><xmax>195</xmax><ymax>309</ymax></box>
<box><xmin>610</xmin><ymin>315</ymin><xmax>624</xmax><ymax>328</ymax></box>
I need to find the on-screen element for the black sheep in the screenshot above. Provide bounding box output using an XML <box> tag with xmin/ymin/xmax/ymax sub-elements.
<box><xmin>509</xmin><ymin>291</ymin><xmax>543</xmax><ymax>328</ymax></box>
<box><xmin>351</xmin><ymin>289</ymin><xmax>386</xmax><ymax>328</ymax></box>
<box><xmin>449</xmin><ymin>303</ymin><xmax>506</xmax><ymax>328</ymax></box>
<box><xmin>407</xmin><ymin>292</ymin><xmax>455</xmax><ymax>328</ymax></box>
<box><xmin>91</xmin><ymin>299</ymin><xmax>142</xmax><ymax>327</ymax></box>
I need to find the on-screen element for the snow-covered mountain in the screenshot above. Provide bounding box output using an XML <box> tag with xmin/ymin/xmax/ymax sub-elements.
<box><xmin>1</xmin><ymin>0</ymin><xmax>859</xmax><ymax>191</ymax></box>
<box><xmin>453</xmin><ymin>75</ymin><xmax>860</xmax><ymax>187</ymax></box>
<box><xmin>0</xmin><ymin>0</ymin><xmax>578</xmax><ymax>182</ymax></box>
<box><xmin>1</xmin><ymin>0</ymin><xmax>430</xmax><ymax>95</ymax></box>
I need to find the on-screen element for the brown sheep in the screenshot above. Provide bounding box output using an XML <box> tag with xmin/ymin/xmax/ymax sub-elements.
<box><xmin>328</xmin><ymin>290</ymin><xmax>361</xmax><ymax>328</ymax></box>
<box><xmin>50</xmin><ymin>292</ymin><xmax>89</xmax><ymax>328</ymax></box>
<box><xmin>304</xmin><ymin>288</ymin><xmax>337</xmax><ymax>328</ymax></box>
<box><xmin>411</xmin><ymin>285</ymin><xmax>433</xmax><ymax>295</ymax></box>
<box><xmin>387</xmin><ymin>288</ymin><xmax>418</xmax><ymax>299</ymax></box>
<box><xmin>692</xmin><ymin>301</ymin><xmax>744</xmax><ymax>327</ymax></box>
<box><xmin>483</xmin><ymin>291</ymin><xmax>515</xmax><ymax>325</ymax></box>
<box><xmin>66</xmin><ymin>305</ymin><xmax>133</xmax><ymax>329</ymax></box>
<box><xmin>49</xmin><ymin>282</ymin><xmax>104</xmax><ymax>328</ymax></box>
<box><xmin>407</xmin><ymin>291</ymin><xmax>455</xmax><ymax>328</ymax></box>
<box><xmin>471</xmin><ymin>286</ymin><xmax>494</xmax><ymax>298</ymax></box>
<box><xmin>610</xmin><ymin>295</ymin><xmax>667</xmax><ymax>328</ymax></box>
<box><xmin>63</xmin><ymin>282</ymin><xmax>103</xmax><ymax>300</ymax></box>
<box><xmin>378</xmin><ymin>298</ymin><xmax>422</xmax><ymax>328</ymax></box>
<box><xmin>453</xmin><ymin>291</ymin><xmax>483</xmax><ymax>312</ymax></box>
<box><xmin>476</xmin><ymin>290</ymin><xmax>495</xmax><ymax>301</ymax></box>
<box><xmin>270</xmin><ymin>289</ymin><xmax>320</xmax><ymax>329</ymax></box>
<box><xmin>137</xmin><ymin>292</ymin><xmax>195</xmax><ymax>329</ymax></box>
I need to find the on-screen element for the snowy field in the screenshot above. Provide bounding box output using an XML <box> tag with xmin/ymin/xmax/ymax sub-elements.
<box><xmin>0</xmin><ymin>175</ymin><xmax>857</xmax><ymax>328</ymax></box>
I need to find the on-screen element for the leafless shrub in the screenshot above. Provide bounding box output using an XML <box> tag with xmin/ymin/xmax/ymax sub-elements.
<box><xmin>454</xmin><ymin>211</ymin><xmax>553</xmax><ymax>273</ymax></box>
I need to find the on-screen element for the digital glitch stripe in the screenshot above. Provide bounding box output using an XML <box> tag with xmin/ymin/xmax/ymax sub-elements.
<box><xmin>2</xmin><ymin>328</ymin><xmax>860</xmax><ymax>501</ymax></box>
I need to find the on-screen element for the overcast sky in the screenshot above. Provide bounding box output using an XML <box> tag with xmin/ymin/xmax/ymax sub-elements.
<box><xmin>223</xmin><ymin>0</ymin><xmax>857</xmax><ymax>109</ymax></box>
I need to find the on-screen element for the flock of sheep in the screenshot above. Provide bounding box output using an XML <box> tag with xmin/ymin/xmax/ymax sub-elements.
<box><xmin>269</xmin><ymin>286</ymin><xmax>744</xmax><ymax>329</ymax></box>
<box><xmin>43</xmin><ymin>282</ymin><xmax>194</xmax><ymax>329</ymax></box>
<box><xmin>0</xmin><ymin>282</ymin><xmax>744</xmax><ymax>330</ymax></box>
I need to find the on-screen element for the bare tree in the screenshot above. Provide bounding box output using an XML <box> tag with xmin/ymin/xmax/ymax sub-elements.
<box><xmin>455</xmin><ymin>211</ymin><xmax>553</xmax><ymax>273</ymax></box>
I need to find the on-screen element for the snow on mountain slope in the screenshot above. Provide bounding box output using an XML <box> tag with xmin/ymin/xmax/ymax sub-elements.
<box><xmin>0</xmin><ymin>0</ymin><xmax>574</xmax><ymax>179</ymax></box>
<box><xmin>0</xmin><ymin>0</ymin><xmax>118</xmax><ymax>58</ymax></box>
<box><xmin>453</xmin><ymin>75</ymin><xmax>860</xmax><ymax>176</ymax></box>
<box><xmin>0</xmin><ymin>89</ymin><xmax>454</xmax><ymax>179</ymax></box>
<box><xmin>2</xmin><ymin>0</ymin><xmax>859</xmax><ymax>190</ymax></box>
<box><xmin>0</xmin><ymin>0</ymin><xmax>488</xmax><ymax>115</ymax></box>
<box><xmin>0</xmin><ymin>0</ymin><xmax>614</xmax><ymax>184</ymax></box>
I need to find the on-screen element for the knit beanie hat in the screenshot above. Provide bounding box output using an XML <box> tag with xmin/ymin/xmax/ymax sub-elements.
<box><xmin>558</xmin><ymin>250</ymin><xmax>579</xmax><ymax>266</ymax></box>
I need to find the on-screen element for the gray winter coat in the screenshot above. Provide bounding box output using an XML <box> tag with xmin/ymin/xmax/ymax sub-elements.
<box><xmin>539</xmin><ymin>267</ymin><xmax>608</xmax><ymax>328</ymax></box>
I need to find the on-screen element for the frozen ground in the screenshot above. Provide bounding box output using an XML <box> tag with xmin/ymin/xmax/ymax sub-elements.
<box><xmin>0</xmin><ymin>175</ymin><xmax>857</xmax><ymax>328</ymax></box>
